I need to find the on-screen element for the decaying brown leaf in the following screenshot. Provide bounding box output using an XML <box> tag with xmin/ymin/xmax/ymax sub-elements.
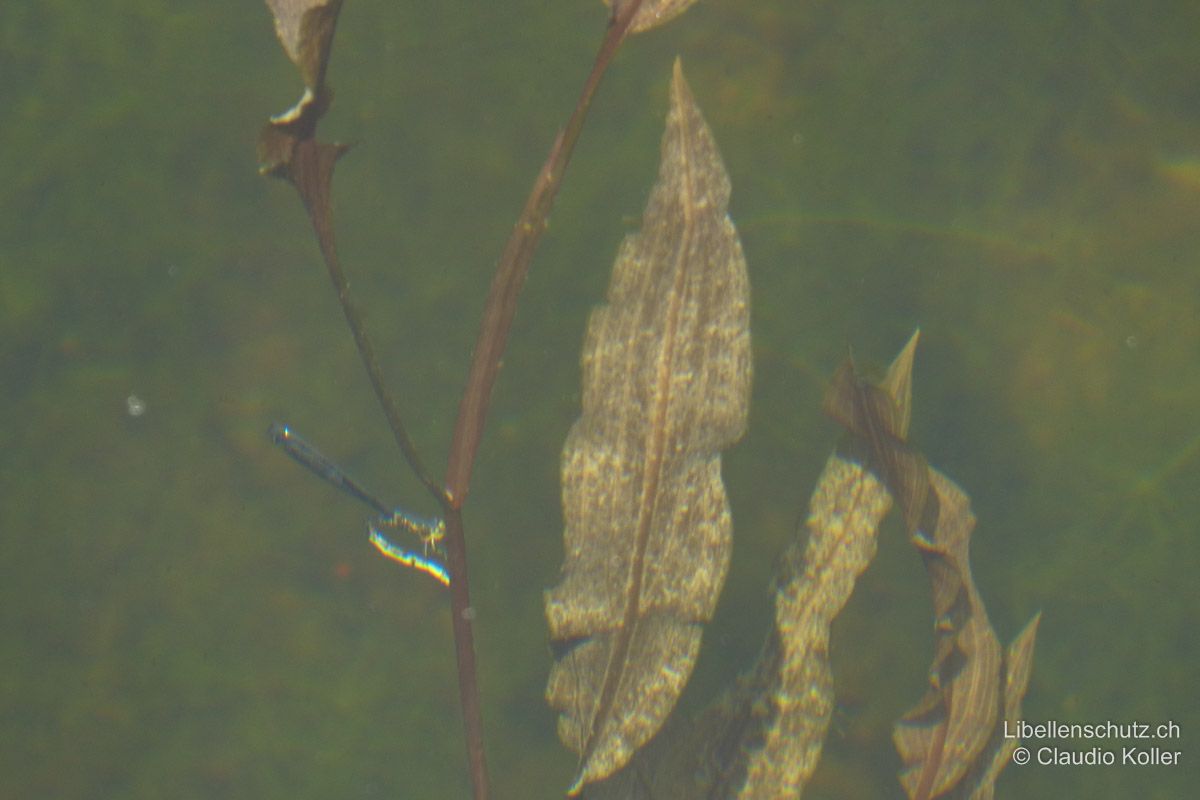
<box><xmin>894</xmin><ymin>471</ymin><xmax>1040</xmax><ymax>800</ymax></box>
<box><xmin>258</xmin><ymin>0</ymin><xmax>350</xmax><ymax>270</ymax></box>
<box><xmin>668</xmin><ymin>332</ymin><xmax>1037</xmax><ymax>800</ymax></box>
<box><xmin>259</xmin><ymin>0</ymin><xmax>344</xmax><ymax>172</ymax></box>
<box><xmin>258</xmin><ymin>0</ymin><xmax>345</xmax><ymax>169</ymax></box>
<box><xmin>821</xmin><ymin>337</ymin><xmax>1039</xmax><ymax>800</ymax></box>
<box><xmin>894</xmin><ymin>470</ymin><xmax>1001</xmax><ymax>799</ymax></box>
<box><xmin>266</xmin><ymin>0</ymin><xmax>344</xmax><ymax>94</ymax></box>
<box><xmin>968</xmin><ymin>612</ymin><xmax>1041</xmax><ymax>800</ymax></box>
<box><xmin>545</xmin><ymin>59</ymin><xmax>751</xmax><ymax>795</ymax></box>
<box><xmin>823</xmin><ymin>340</ymin><xmax>933</xmax><ymax>536</ymax></box>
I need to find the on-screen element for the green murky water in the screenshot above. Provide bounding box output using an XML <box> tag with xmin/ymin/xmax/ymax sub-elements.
<box><xmin>2</xmin><ymin>1</ymin><xmax>1197</xmax><ymax>797</ymax></box>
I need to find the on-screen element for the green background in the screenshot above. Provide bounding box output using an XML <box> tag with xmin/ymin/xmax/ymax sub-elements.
<box><xmin>2</xmin><ymin>0</ymin><xmax>1197</xmax><ymax>797</ymax></box>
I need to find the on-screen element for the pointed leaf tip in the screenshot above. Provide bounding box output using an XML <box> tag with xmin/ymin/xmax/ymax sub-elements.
<box><xmin>823</xmin><ymin>334</ymin><xmax>930</xmax><ymax>535</ymax></box>
<box><xmin>882</xmin><ymin>329</ymin><xmax>920</xmax><ymax>438</ymax></box>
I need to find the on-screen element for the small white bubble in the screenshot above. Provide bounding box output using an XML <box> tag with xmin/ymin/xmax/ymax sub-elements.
<box><xmin>126</xmin><ymin>394</ymin><xmax>146</xmax><ymax>417</ymax></box>
<box><xmin>1125</xmin><ymin>335</ymin><xmax>1138</xmax><ymax>350</ymax></box>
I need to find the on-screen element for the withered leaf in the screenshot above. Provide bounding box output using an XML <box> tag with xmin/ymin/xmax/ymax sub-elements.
<box><xmin>893</xmin><ymin>471</ymin><xmax>1040</xmax><ymax>800</ymax></box>
<box><xmin>968</xmin><ymin>612</ymin><xmax>1041</xmax><ymax>800</ymax></box>
<box><xmin>819</xmin><ymin>333</ymin><xmax>1038</xmax><ymax>799</ymax></box>
<box><xmin>258</xmin><ymin>0</ymin><xmax>349</xmax><ymax>272</ymax></box>
<box><xmin>259</xmin><ymin>0</ymin><xmax>345</xmax><ymax>177</ymax></box>
<box><xmin>823</xmin><ymin>334</ymin><xmax>932</xmax><ymax>536</ymax></box>
<box><xmin>544</xmin><ymin>59</ymin><xmax>751</xmax><ymax>795</ymax></box>
<box><xmin>265</xmin><ymin>0</ymin><xmax>344</xmax><ymax>93</ymax></box>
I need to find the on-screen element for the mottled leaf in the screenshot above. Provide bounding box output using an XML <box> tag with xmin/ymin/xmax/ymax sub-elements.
<box><xmin>697</xmin><ymin>335</ymin><xmax>916</xmax><ymax>799</ymax></box>
<box><xmin>545</xmin><ymin>59</ymin><xmax>751</xmax><ymax>795</ymax></box>
<box><xmin>572</xmin><ymin>333</ymin><xmax>1037</xmax><ymax>800</ymax></box>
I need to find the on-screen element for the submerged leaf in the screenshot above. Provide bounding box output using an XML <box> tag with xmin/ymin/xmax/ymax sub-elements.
<box><xmin>970</xmin><ymin>612</ymin><xmax>1041</xmax><ymax>800</ymax></box>
<box><xmin>823</xmin><ymin>333</ymin><xmax>932</xmax><ymax>536</ymax></box>
<box><xmin>545</xmin><ymin>59</ymin><xmax>751</xmax><ymax>795</ymax></box>
<box><xmin>820</xmin><ymin>335</ymin><xmax>1039</xmax><ymax>799</ymax></box>
<box><xmin>259</xmin><ymin>0</ymin><xmax>346</xmax><ymax>176</ymax></box>
<box><xmin>893</xmin><ymin>471</ymin><xmax>1040</xmax><ymax>800</ymax></box>
<box><xmin>258</xmin><ymin>0</ymin><xmax>350</xmax><ymax>270</ymax></box>
<box><xmin>893</xmin><ymin>471</ymin><xmax>1001</xmax><ymax>799</ymax></box>
<box><xmin>697</xmin><ymin>336</ymin><xmax>916</xmax><ymax>799</ymax></box>
<box><xmin>265</xmin><ymin>0</ymin><xmax>344</xmax><ymax>92</ymax></box>
<box><xmin>569</xmin><ymin>333</ymin><xmax>1036</xmax><ymax>800</ymax></box>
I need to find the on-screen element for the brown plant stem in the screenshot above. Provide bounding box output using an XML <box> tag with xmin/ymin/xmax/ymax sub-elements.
<box><xmin>282</xmin><ymin>138</ymin><xmax>447</xmax><ymax>506</ymax></box>
<box><xmin>439</xmin><ymin>9</ymin><xmax>647</xmax><ymax>795</ymax></box>
<box><xmin>317</xmin><ymin>230</ymin><xmax>447</xmax><ymax>507</ymax></box>
<box><xmin>436</xmin><ymin>7</ymin><xmax>647</xmax><ymax>796</ymax></box>
<box><xmin>440</xmin><ymin>507</ymin><xmax>487</xmax><ymax>798</ymax></box>
<box><xmin>443</xmin><ymin>0</ymin><xmax>646</xmax><ymax>507</ymax></box>
<box><xmin>294</xmin><ymin>142</ymin><xmax>491</xmax><ymax>798</ymax></box>
<box><xmin>431</xmin><ymin>6</ymin><xmax>650</xmax><ymax>796</ymax></box>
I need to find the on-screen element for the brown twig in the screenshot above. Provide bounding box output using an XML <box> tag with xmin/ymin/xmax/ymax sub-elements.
<box><xmin>443</xmin><ymin>0</ymin><xmax>646</xmax><ymax>508</ymax></box>
<box><xmin>264</xmin><ymin>132</ymin><xmax>446</xmax><ymax>505</ymax></box>
<box><xmin>432</xmin><ymin>6</ymin><xmax>648</xmax><ymax>796</ymax></box>
<box><xmin>310</xmin><ymin>174</ymin><xmax>447</xmax><ymax>506</ymax></box>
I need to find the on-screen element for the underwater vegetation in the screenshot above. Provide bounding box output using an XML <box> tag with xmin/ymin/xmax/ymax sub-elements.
<box><xmin>256</xmin><ymin>1</ymin><xmax>1041</xmax><ymax>797</ymax></box>
<box><xmin>2</xmin><ymin>1</ymin><xmax>1196</xmax><ymax>798</ymax></box>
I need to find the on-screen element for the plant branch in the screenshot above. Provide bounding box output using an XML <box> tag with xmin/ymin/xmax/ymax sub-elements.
<box><xmin>425</xmin><ymin>6</ymin><xmax>650</xmax><ymax>798</ymax></box>
<box><xmin>443</xmin><ymin>0</ymin><xmax>646</xmax><ymax>507</ymax></box>
<box><xmin>278</xmin><ymin>138</ymin><xmax>447</xmax><ymax>507</ymax></box>
<box><xmin>440</xmin><ymin>507</ymin><xmax>488</xmax><ymax>799</ymax></box>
